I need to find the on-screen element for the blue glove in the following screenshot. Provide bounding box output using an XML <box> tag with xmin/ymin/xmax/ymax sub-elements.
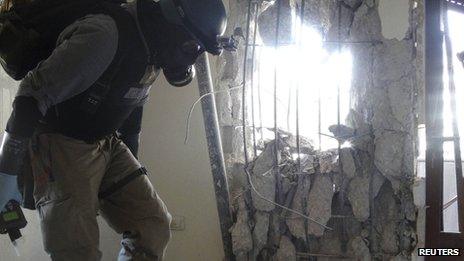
<box><xmin>0</xmin><ymin>131</ymin><xmax>29</xmax><ymax>211</ymax></box>
<box><xmin>0</xmin><ymin>172</ymin><xmax>22</xmax><ymax>211</ymax></box>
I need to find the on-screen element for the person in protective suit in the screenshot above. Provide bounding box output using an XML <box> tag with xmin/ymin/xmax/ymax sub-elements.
<box><xmin>0</xmin><ymin>0</ymin><xmax>227</xmax><ymax>260</ymax></box>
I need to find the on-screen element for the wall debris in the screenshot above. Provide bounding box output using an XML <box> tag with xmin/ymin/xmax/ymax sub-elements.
<box><xmin>215</xmin><ymin>0</ymin><xmax>421</xmax><ymax>260</ymax></box>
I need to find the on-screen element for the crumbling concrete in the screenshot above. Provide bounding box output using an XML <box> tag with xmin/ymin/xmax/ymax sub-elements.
<box><xmin>317</xmin><ymin>229</ymin><xmax>344</xmax><ymax>260</ymax></box>
<box><xmin>258</xmin><ymin>0</ymin><xmax>295</xmax><ymax>46</ymax></box>
<box><xmin>350</xmin><ymin>1</ymin><xmax>383</xmax><ymax>42</ymax></box>
<box><xmin>303</xmin><ymin>0</ymin><xmax>337</xmax><ymax>35</ymax></box>
<box><xmin>375</xmin><ymin>184</ymin><xmax>401</xmax><ymax>255</ymax></box>
<box><xmin>348</xmin><ymin>236</ymin><xmax>371</xmax><ymax>261</ymax></box>
<box><xmin>274</xmin><ymin>236</ymin><xmax>297</xmax><ymax>261</ymax></box>
<box><xmin>348</xmin><ymin>176</ymin><xmax>370</xmax><ymax>221</ymax></box>
<box><xmin>374</xmin><ymin>131</ymin><xmax>405</xmax><ymax>190</ymax></box>
<box><xmin>252</xmin><ymin>211</ymin><xmax>269</xmax><ymax>258</ymax></box>
<box><xmin>307</xmin><ymin>174</ymin><xmax>334</xmax><ymax>237</ymax></box>
<box><xmin>251</xmin><ymin>142</ymin><xmax>277</xmax><ymax>211</ymax></box>
<box><xmin>318</xmin><ymin>151</ymin><xmax>339</xmax><ymax>174</ymax></box>
<box><xmin>219</xmin><ymin>0</ymin><xmax>421</xmax><ymax>260</ymax></box>
<box><xmin>340</xmin><ymin>148</ymin><xmax>356</xmax><ymax>178</ymax></box>
<box><xmin>344</xmin><ymin>0</ymin><xmax>363</xmax><ymax>9</ymax></box>
<box><xmin>231</xmin><ymin>198</ymin><xmax>253</xmax><ymax>258</ymax></box>
<box><xmin>287</xmin><ymin>175</ymin><xmax>311</xmax><ymax>240</ymax></box>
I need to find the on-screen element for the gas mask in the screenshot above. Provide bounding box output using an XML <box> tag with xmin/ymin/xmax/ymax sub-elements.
<box><xmin>158</xmin><ymin>37</ymin><xmax>203</xmax><ymax>87</ymax></box>
<box><xmin>136</xmin><ymin>0</ymin><xmax>232</xmax><ymax>87</ymax></box>
<box><xmin>160</xmin><ymin>33</ymin><xmax>239</xmax><ymax>86</ymax></box>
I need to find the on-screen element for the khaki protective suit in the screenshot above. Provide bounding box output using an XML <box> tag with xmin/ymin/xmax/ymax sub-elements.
<box><xmin>30</xmin><ymin>132</ymin><xmax>171</xmax><ymax>261</ymax></box>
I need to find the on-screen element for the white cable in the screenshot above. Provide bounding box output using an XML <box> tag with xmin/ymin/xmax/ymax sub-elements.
<box><xmin>184</xmin><ymin>84</ymin><xmax>243</xmax><ymax>144</ymax></box>
<box><xmin>183</xmin><ymin>84</ymin><xmax>290</xmax><ymax>145</ymax></box>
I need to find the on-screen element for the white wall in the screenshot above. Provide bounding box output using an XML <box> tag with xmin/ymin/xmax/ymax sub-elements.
<box><xmin>138</xmin><ymin>61</ymin><xmax>225</xmax><ymax>261</ymax></box>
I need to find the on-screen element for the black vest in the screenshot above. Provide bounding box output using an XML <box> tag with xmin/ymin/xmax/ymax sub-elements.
<box><xmin>43</xmin><ymin>3</ymin><xmax>158</xmax><ymax>142</ymax></box>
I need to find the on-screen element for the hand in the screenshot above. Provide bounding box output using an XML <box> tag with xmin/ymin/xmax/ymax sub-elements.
<box><xmin>0</xmin><ymin>172</ymin><xmax>21</xmax><ymax>211</ymax></box>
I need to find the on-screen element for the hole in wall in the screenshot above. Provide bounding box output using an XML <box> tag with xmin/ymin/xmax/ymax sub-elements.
<box><xmin>249</xmin><ymin>19</ymin><xmax>353</xmax><ymax>152</ymax></box>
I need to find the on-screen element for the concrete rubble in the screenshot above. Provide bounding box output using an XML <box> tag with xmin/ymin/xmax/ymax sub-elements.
<box><xmin>218</xmin><ymin>0</ymin><xmax>421</xmax><ymax>260</ymax></box>
<box><xmin>252</xmin><ymin>211</ymin><xmax>269</xmax><ymax>258</ymax></box>
<box><xmin>348</xmin><ymin>236</ymin><xmax>371</xmax><ymax>261</ymax></box>
<box><xmin>340</xmin><ymin>148</ymin><xmax>356</xmax><ymax>179</ymax></box>
<box><xmin>258</xmin><ymin>0</ymin><xmax>295</xmax><ymax>46</ymax></box>
<box><xmin>230</xmin><ymin>198</ymin><xmax>253</xmax><ymax>259</ymax></box>
<box><xmin>274</xmin><ymin>236</ymin><xmax>297</xmax><ymax>261</ymax></box>
<box><xmin>251</xmin><ymin>142</ymin><xmax>277</xmax><ymax>211</ymax></box>
<box><xmin>306</xmin><ymin>174</ymin><xmax>334</xmax><ymax>237</ymax></box>
<box><xmin>286</xmin><ymin>176</ymin><xmax>311</xmax><ymax>240</ymax></box>
<box><xmin>318</xmin><ymin>151</ymin><xmax>339</xmax><ymax>173</ymax></box>
<box><xmin>348</xmin><ymin>176</ymin><xmax>370</xmax><ymax>221</ymax></box>
<box><xmin>227</xmin><ymin>127</ymin><xmax>416</xmax><ymax>260</ymax></box>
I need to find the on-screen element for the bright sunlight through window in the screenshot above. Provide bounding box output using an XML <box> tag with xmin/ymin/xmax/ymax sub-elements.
<box><xmin>251</xmin><ymin>19</ymin><xmax>353</xmax><ymax>151</ymax></box>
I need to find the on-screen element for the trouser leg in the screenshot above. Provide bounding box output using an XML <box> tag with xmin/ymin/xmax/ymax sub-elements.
<box><xmin>99</xmin><ymin>138</ymin><xmax>171</xmax><ymax>261</ymax></box>
<box><xmin>31</xmin><ymin>133</ymin><xmax>108</xmax><ymax>261</ymax></box>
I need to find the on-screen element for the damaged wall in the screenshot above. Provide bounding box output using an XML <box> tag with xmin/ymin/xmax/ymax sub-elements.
<box><xmin>215</xmin><ymin>0</ymin><xmax>424</xmax><ymax>260</ymax></box>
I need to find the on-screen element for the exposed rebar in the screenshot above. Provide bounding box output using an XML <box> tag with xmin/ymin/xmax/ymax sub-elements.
<box><xmin>241</xmin><ymin>0</ymin><xmax>254</xmax><ymax>165</ymax></box>
<box><xmin>296</xmin><ymin>0</ymin><xmax>306</xmax><ymax>172</ymax></box>
<box><xmin>250</xmin><ymin>3</ymin><xmax>260</xmax><ymax>158</ymax></box>
<box><xmin>273</xmin><ymin>0</ymin><xmax>283</xmax><ymax>204</ymax></box>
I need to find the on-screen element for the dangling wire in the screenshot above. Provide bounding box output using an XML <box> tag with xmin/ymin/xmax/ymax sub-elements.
<box><xmin>244</xmin><ymin>168</ymin><xmax>333</xmax><ymax>230</ymax></box>
<box><xmin>183</xmin><ymin>82</ymin><xmax>294</xmax><ymax>145</ymax></box>
<box><xmin>184</xmin><ymin>84</ymin><xmax>243</xmax><ymax>144</ymax></box>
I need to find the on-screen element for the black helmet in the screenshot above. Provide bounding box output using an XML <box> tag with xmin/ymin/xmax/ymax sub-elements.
<box><xmin>159</xmin><ymin>0</ymin><xmax>227</xmax><ymax>55</ymax></box>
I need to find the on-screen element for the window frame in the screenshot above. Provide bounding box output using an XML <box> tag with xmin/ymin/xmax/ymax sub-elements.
<box><xmin>425</xmin><ymin>0</ymin><xmax>464</xmax><ymax>253</ymax></box>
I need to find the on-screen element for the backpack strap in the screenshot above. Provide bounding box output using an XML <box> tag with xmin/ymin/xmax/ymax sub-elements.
<box><xmin>78</xmin><ymin>2</ymin><xmax>154</xmax><ymax>115</ymax></box>
<box><xmin>79</xmin><ymin>52</ymin><xmax>127</xmax><ymax>114</ymax></box>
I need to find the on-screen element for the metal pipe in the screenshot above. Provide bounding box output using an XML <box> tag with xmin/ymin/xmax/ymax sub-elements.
<box><xmin>195</xmin><ymin>53</ymin><xmax>234</xmax><ymax>261</ymax></box>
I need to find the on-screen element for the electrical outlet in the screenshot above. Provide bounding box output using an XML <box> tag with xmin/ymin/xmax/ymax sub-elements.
<box><xmin>170</xmin><ymin>215</ymin><xmax>186</xmax><ymax>231</ymax></box>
